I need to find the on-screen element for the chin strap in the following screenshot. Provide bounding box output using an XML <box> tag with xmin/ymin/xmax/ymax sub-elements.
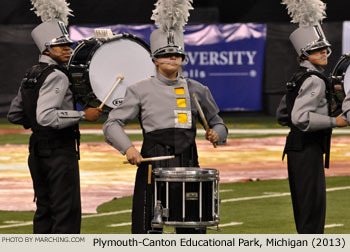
<box><xmin>153</xmin><ymin>56</ymin><xmax>189</xmax><ymax>66</ymax></box>
<box><xmin>46</xmin><ymin>45</ymin><xmax>64</xmax><ymax>56</ymax></box>
<box><xmin>45</xmin><ymin>45</ymin><xmax>73</xmax><ymax>57</ymax></box>
<box><xmin>303</xmin><ymin>48</ymin><xmax>332</xmax><ymax>59</ymax></box>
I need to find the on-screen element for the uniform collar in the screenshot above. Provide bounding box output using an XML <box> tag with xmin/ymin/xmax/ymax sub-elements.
<box><xmin>156</xmin><ymin>71</ymin><xmax>182</xmax><ymax>86</ymax></box>
<box><xmin>39</xmin><ymin>54</ymin><xmax>59</xmax><ymax>65</ymax></box>
<box><xmin>300</xmin><ymin>60</ymin><xmax>325</xmax><ymax>73</ymax></box>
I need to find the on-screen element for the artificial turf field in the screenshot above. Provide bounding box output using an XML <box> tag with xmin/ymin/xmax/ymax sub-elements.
<box><xmin>0</xmin><ymin>116</ymin><xmax>349</xmax><ymax>234</ymax></box>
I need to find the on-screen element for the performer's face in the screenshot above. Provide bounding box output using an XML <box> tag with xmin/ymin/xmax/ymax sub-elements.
<box><xmin>308</xmin><ymin>48</ymin><xmax>328</xmax><ymax>66</ymax></box>
<box><xmin>45</xmin><ymin>45</ymin><xmax>72</xmax><ymax>63</ymax></box>
<box><xmin>155</xmin><ymin>54</ymin><xmax>182</xmax><ymax>79</ymax></box>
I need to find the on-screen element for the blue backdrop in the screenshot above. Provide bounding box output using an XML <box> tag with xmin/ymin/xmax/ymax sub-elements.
<box><xmin>70</xmin><ymin>24</ymin><xmax>266</xmax><ymax>111</ymax></box>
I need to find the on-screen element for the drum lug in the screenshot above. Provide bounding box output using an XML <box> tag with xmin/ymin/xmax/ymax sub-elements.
<box><xmin>151</xmin><ymin>200</ymin><xmax>164</xmax><ymax>228</ymax></box>
<box><xmin>86</xmin><ymin>61</ymin><xmax>91</xmax><ymax>71</ymax></box>
<box><xmin>163</xmin><ymin>208</ymin><xmax>169</xmax><ymax>218</ymax></box>
<box><xmin>69</xmin><ymin>64</ymin><xmax>87</xmax><ymax>69</ymax></box>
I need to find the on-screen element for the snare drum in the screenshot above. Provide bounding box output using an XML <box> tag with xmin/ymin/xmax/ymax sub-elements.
<box><xmin>152</xmin><ymin>167</ymin><xmax>220</xmax><ymax>228</ymax></box>
<box><xmin>68</xmin><ymin>33</ymin><xmax>155</xmax><ymax>110</ymax></box>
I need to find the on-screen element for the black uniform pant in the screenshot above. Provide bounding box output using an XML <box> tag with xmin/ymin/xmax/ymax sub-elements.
<box><xmin>28</xmin><ymin>138</ymin><xmax>81</xmax><ymax>234</ymax></box>
<box><xmin>287</xmin><ymin>142</ymin><xmax>326</xmax><ymax>234</ymax></box>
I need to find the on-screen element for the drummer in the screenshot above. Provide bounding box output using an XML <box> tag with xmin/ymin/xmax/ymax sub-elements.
<box><xmin>276</xmin><ymin>1</ymin><xmax>347</xmax><ymax>233</ymax></box>
<box><xmin>103</xmin><ymin>22</ymin><xmax>227</xmax><ymax>234</ymax></box>
<box><xmin>7</xmin><ymin>15</ymin><xmax>102</xmax><ymax>233</ymax></box>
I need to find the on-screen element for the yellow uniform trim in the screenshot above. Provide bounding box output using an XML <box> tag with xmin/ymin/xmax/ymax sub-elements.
<box><xmin>178</xmin><ymin>113</ymin><xmax>188</xmax><ymax>123</ymax></box>
<box><xmin>174</xmin><ymin>87</ymin><xmax>185</xmax><ymax>95</ymax></box>
<box><xmin>177</xmin><ymin>98</ymin><xmax>187</xmax><ymax>108</ymax></box>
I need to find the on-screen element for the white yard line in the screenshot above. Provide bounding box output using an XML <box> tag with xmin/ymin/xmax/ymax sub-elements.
<box><xmin>325</xmin><ymin>224</ymin><xmax>344</xmax><ymax>228</ymax></box>
<box><xmin>221</xmin><ymin>186</ymin><xmax>350</xmax><ymax>203</ymax></box>
<box><xmin>221</xmin><ymin>192</ymin><xmax>291</xmax><ymax>203</ymax></box>
<box><xmin>326</xmin><ymin>186</ymin><xmax>350</xmax><ymax>192</ymax></box>
<box><xmin>82</xmin><ymin>209</ymin><xmax>132</xmax><ymax>219</ymax></box>
<box><xmin>0</xmin><ymin>221</ymin><xmax>32</xmax><ymax>229</ymax></box>
<box><xmin>219</xmin><ymin>222</ymin><xmax>243</xmax><ymax>227</ymax></box>
<box><xmin>220</xmin><ymin>189</ymin><xmax>233</xmax><ymax>193</ymax></box>
<box><xmin>0</xmin><ymin>210</ymin><xmax>132</xmax><ymax>229</ymax></box>
<box><xmin>107</xmin><ymin>222</ymin><xmax>132</xmax><ymax>227</ymax></box>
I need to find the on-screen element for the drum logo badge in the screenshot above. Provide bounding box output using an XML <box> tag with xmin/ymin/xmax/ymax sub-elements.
<box><xmin>112</xmin><ymin>98</ymin><xmax>124</xmax><ymax>107</ymax></box>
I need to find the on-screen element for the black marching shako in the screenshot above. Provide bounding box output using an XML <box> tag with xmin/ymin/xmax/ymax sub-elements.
<box><xmin>68</xmin><ymin>33</ymin><xmax>155</xmax><ymax>111</ymax></box>
<box><xmin>152</xmin><ymin>167</ymin><xmax>220</xmax><ymax>229</ymax></box>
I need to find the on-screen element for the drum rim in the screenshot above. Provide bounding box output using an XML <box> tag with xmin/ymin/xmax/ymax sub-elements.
<box><xmin>69</xmin><ymin>33</ymin><xmax>151</xmax><ymax>63</ymax></box>
<box><xmin>331</xmin><ymin>54</ymin><xmax>350</xmax><ymax>97</ymax></box>
<box><xmin>153</xmin><ymin>167</ymin><xmax>219</xmax><ymax>178</ymax></box>
<box><xmin>162</xmin><ymin>220</ymin><xmax>219</xmax><ymax>227</ymax></box>
<box><xmin>331</xmin><ymin>54</ymin><xmax>350</xmax><ymax>77</ymax></box>
<box><xmin>70</xmin><ymin>33</ymin><xmax>151</xmax><ymax>65</ymax></box>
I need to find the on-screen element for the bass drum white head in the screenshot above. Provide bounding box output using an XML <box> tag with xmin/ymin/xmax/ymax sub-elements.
<box><xmin>88</xmin><ymin>35</ymin><xmax>156</xmax><ymax>109</ymax></box>
<box><xmin>344</xmin><ymin>63</ymin><xmax>350</xmax><ymax>96</ymax></box>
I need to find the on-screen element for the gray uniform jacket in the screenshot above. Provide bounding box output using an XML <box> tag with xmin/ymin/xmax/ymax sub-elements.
<box><xmin>8</xmin><ymin>55</ymin><xmax>85</xmax><ymax>129</ymax></box>
<box><xmin>103</xmin><ymin>72</ymin><xmax>227</xmax><ymax>154</ymax></box>
<box><xmin>276</xmin><ymin>60</ymin><xmax>336</xmax><ymax>132</ymax></box>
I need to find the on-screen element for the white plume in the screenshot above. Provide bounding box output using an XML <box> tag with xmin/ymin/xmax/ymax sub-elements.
<box><xmin>281</xmin><ymin>0</ymin><xmax>326</xmax><ymax>27</ymax></box>
<box><xmin>30</xmin><ymin>0</ymin><xmax>73</xmax><ymax>26</ymax></box>
<box><xmin>94</xmin><ymin>28</ymin><xmax>114</xmax><ymax>39</ymax></box>
<box><xmin>151</xmin><ymin>0</ymin><xmax>193</xmax><ymax>32</ymax></box>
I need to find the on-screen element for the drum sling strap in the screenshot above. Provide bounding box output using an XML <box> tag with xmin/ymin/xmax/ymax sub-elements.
<box><xmin>62</xmin><ymin>66</ymin><xmax>81</xmax><ymax>160</ymax></box>
<box><xmin>282</xmin><ymin>67</ymin><xmax>333</xmax><ymax>168</ymax></box>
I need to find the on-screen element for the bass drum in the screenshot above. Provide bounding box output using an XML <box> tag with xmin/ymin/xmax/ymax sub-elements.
<box><xmin>331</xmin><ymin>54</ymin><xmax>350</xmax><ymax>115</ymax></box>
<box><xmin>68</xmin><ymin>33</ymin><xmax>155</xmax><ymax>111</ymax></box>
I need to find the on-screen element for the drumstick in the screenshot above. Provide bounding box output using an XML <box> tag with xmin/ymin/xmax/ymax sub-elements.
<box><xmin>192</xmin><ymin>93</ymin><xmax>217</xmax><ymax>148</ymax></box>
<box><xmin>122</xmin><ymin>155</ymin><xmax>175</xmax><ymax>164</ymax></box>
<box><xmin>98</xmin><ymin>74</ymin><xmax>124</xmax><ymax>109</ymax></box>
<box><xmin>147</xmin><ymin>164</ymin><xmax>152</xmax><ymax>184</ymax></box>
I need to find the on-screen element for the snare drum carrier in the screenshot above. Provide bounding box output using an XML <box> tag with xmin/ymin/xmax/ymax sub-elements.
<box><xmin>68</xmin><ymin>33</ymin><xmax>155</xmax><ymax>110</ymax></box>
<box><xmin>283</xmin><ymin>66</ymin><xmax>332</xmax><ymax>168</ymax></box>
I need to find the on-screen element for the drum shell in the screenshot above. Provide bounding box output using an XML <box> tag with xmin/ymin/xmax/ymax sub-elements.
<box><xmin>153</xmin><ymin>167</ymin><xmax>220</xmax><ymax>227</ymax></box>
<box><xmin>331</xmin><ymin>55</ymin><xmax>350</xmax><ymax>101</ymax></box>
<box><xmin>69</xmin><ymin>39</ymin><xmax>103</xmax><ymax>109</ymax></box>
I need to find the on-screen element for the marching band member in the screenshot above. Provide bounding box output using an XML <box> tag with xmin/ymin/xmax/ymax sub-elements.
<box><xmin>103</xmin><ymin>0</ymin><xmax>227</xmax><ymax>234</ymax></box>
<box><xmin>276</xmin><ymin>0</ymin><xmax>346</xmax><ymax>234</ymax></box>
<box><xmin>7</xmin><ymin>0</ymin><xmax>101</xmax><ymax>233</ymax></box>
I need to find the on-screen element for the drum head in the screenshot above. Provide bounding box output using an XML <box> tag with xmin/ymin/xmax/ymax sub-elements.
<box><xmin>344</xmin><ymin>63</ymin><xmax>350</xmax><ymax>95</ymax></box>
<box><xmin>88</xmin><ymin>35</ymin><xmax>156</xmax><ymax>109</ymax></box>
